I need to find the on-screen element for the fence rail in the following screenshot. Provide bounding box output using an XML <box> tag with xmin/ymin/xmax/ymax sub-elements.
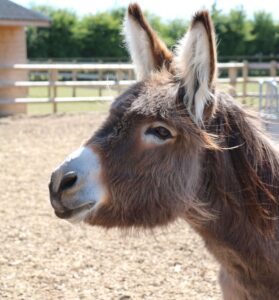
<box><xmin>1</xmin><ymin>61</ymin><xmax>279</xmax><ymax>113</ymax></box>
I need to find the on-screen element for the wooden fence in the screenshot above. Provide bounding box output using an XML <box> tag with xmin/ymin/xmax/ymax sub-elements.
<box><xmin>0</xmin><ymin>61</ymin><xmax>279</xmax><ymax>113</ymax></box>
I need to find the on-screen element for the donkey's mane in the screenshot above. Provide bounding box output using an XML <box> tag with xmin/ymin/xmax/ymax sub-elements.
<box><xmin>203</xmin><ymin>92</ymin><xmax>279</xmax><ymax>237</ymax></box>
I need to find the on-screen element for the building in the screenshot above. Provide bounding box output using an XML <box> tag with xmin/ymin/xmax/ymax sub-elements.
<box><xmin>0</xmin><ymin>0</ymin><xmax>50</xmax><ymax>115</ymax></box>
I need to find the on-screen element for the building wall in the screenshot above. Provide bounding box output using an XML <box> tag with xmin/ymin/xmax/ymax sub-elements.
<box><xmin>0</xmin><ymin>26</ymin><xmax>28</xmax><ymax>115</ymax></box>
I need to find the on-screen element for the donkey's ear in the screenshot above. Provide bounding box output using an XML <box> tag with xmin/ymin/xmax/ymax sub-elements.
<box><xmin>175</xmin><ymin>11</ymin><xmax>217</xmax><ymax>123</ymax></box>
<box><xmin>124</xmin><ymin>3</ymin><xmax>172</xmax><ymax>80</ymax></box>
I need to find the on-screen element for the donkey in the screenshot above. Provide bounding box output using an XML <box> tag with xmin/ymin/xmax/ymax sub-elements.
<box><xmin>49</xmin><ymin>4</ymin><xmax>279</xmax><ymax>299</ymax></box>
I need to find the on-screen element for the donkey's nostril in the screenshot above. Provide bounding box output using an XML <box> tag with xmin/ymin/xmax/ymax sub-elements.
<box><xmin>59</xmin><ymin>171</ymin><xmax>78</xmax><ymax>192</ymax></box>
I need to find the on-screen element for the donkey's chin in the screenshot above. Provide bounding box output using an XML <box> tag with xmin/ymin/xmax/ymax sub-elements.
<box><xmin>55</xmin><ymin>202</ymin><xmax>95</xmax><ymax>223</ymax></box>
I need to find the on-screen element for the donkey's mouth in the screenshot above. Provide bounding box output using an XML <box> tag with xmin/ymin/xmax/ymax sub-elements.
<box><xmin>55</xmin><ymin>203</ymin><xmax>95</xmax><ymax>220</ymax></box>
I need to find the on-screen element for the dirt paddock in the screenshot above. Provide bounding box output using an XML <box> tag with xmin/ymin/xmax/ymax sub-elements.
<box><xmin>1</xmin><ymin>112</ymin><xmax>226</xmax><ymax>300</ymax></box>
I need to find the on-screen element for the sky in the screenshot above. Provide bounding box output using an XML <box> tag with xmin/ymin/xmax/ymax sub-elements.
<box><xmin>13</xmin><ymin>0</ymin><xmax>279</xmax><ymax>21</ymax></box>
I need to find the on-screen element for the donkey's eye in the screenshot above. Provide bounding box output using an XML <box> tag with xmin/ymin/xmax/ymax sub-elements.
<box><xmin>145</xmin><ymin>126</ymin><xmax>173</xmax><ymax>140</ymax></box>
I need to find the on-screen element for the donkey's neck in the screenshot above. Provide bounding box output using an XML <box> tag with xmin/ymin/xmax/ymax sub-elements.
<box><xmin>194</xmin><ymin>94</ymin><xmax>279</xmax><ymax>298</ymax></box>
<box><xmin>194</xmin><ymin>207</ymin><xmax>279</xmax><ymax>299</ymax></box>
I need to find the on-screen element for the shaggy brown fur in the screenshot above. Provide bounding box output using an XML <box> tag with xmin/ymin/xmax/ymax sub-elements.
<box><xmin>50</xmin><ymin>5</ymin><xmax>279</xmax><ymax>299</ymax></box>
<box><xmin>84</xmin><ymin>73</ymin><xmax>279</xmax><ymax>298</ymax></box>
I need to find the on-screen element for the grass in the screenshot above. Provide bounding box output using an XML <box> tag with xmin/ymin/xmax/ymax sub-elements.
<box><xmin>218</xmin><ymin>82</ymin><xmax>261</xmax><ymax>108</ymax></box>
<box><xmin>27</xmin><ymin>83</ymin><xmax>262</xmax><ymax>115</ymax></box>
<box><xmin>28</xmin><ymin>87</ymin><xmax>118</xmax><ymax>98</ymax></box>
<box><xmin>28</xmin><ymin>101</ymin><xmax>111</xmax><ymax>115</ymax></box>
<box><xmin>27</xmin><ymin>87</ymin><xmax>117</xmax><ymax>115</ymax></box>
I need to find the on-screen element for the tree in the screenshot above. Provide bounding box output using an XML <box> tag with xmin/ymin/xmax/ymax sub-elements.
<box><xmin>77</xmin><ymin>9</ymin><xmax>127</xmax><ymax>59</ymax></box>
<box><xmin>27</xmin><ymin>6</ymin><xmax>79</xmax><ymax>59</ymax></box>
<box><xmin>211</xmin><ymin>6</ymin><xmax>253</xmax><ymax>57</ymax></box>
<box><xmin>165</xmin><ymin>19</ymin><xmax>188</xmax><ymax>49</ymax></box>
<box><xmin>26</xmin><ymin>5</ymin><xmax>279</xmax><ymax>61</ymax></box>
<box><xmin>250</xmin><ymin>12</ymin><xmax>277</xmax><ymax>55</ymax></box>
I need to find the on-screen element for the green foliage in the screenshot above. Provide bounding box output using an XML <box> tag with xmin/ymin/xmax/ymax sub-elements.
<box><xmin>27</xmin><ymin>6</ymin><xmax>79</xmax><ymax>58</ymax></box>
<box><xmin>77</xmin><ymin>9</ymin><xmax>127</xmax><ymax>58</ymax></box>
<box><xmin>212</xmin><ymin>6</ymin><xmax>253</xmax><ymax>56</ymax></box>
<box><xmin>27</xmin><ymin>5</ymin><xmax>279</xmax><ymax>61</ymax></box>
<box><xmin>249</xmin><ymin>11</ymin><xmax>277</xmax><ymax>55</ymax></box>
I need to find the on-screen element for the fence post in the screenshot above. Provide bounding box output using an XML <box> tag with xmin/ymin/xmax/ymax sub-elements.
<box><xmin>49</xmin><ymin>69</ymin><xmax>58</xmax><ymax>113</ymax></box>
<box><xmin>270</xmin><ymin>61</ymin><xmax>277</xmax><ymax>77</ymax></box>
<box><xmin>128</xmin><ymin>69</ymin><xmax>133</xmax><ymax>80</ymax></box>
<box><xmin>116</xmin><ymin>69</ymin><xmax>122</xmax><ymax>94</ymax></box>
<box><xmin>259</xmin><ymin>80</ymin><xmax>263</xmax><ymax>112</ymax></box>
<box><xmin>228</xmin><ymin>65</ymin><xmax>237</xmax><ymax>96</ymax></box>
<box><xmin>242</xmin><ymin>61</ymin><xmax>248</xmax><ymax>104</ymax></box>
<box><xmin>48</xmin><ymin>70</ymin><xmax>51</xmax><ymax>100</ymax></box>
<box><xmin>98</xmin><ymin>69</ymin><xmax>103</xmax><ymax>97</ymax></box>
<box><xmin>72</xmin><ymin>70</ymin><xmax>77</xmax><ymax>97</ymax></box>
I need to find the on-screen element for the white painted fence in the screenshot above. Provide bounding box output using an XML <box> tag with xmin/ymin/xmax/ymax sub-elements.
<box><xmin>0</xmin><ymin>61</ymin><xmax>279</xmax><ymax>113</ymax></box>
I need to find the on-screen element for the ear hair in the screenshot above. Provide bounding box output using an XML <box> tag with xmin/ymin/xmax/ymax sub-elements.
<box><xmin>124</xmin><ymin>3</ymin><xmax>172</xmax><ymax>80</ymax></box>
<box><xmin>174</xmin><ymin>11</ymin><xmax>217</xmax><ymax>124</ymax></box>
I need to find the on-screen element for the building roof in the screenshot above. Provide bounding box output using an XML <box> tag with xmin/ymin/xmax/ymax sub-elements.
<box><xmin>0</xmin><ymin>0</ymin><xmax>51</xmax><ymax>27</ymax></box>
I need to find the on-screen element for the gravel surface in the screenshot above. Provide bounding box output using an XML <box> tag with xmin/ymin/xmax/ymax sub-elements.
<box><xmin>1</xmin><ymin>113</ymin><xmax>225</xmax><ymax>300</ymax></box>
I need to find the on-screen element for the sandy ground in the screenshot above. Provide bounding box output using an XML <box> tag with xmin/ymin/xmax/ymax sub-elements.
<box><xmin>1</xmin><ymin>112</ymin><xmax>262</xmax><ymax>300</ymax></box>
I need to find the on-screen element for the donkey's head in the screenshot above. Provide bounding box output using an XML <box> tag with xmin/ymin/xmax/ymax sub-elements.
<box><xmin>49</xmin><ymin>4</ymin><xmax>219</xmax><ymax>228</ymax></box>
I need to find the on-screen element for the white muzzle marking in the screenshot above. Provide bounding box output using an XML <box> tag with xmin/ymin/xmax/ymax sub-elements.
<box><xmin>53</xmin><ymin>146</ymin><xmax>104</xmax><ymax>223</ymax></box>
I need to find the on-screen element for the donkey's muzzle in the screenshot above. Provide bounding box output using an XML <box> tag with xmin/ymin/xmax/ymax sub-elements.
<box><xmin>49</xmin><ymin>168</ymin><xmax>84</xmax><ymax>216</ymax></box>
<box><xmin>48</xmin><ymin>146</ymin><xmax>104</xmax><ymax>222</ymax></box>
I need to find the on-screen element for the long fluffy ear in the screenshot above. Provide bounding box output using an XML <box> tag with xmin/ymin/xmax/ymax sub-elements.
<box><xmin>124</xmin><ymin>3</ymin><xmax>172</xmax><ymax>80</ymax></box>
<box><xmin>175</xmin><ymin>11</ymin><xmax>217</xmax><ymax>124</ymax></box>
